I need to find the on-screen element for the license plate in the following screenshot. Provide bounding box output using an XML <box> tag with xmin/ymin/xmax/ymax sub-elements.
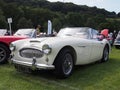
<box><xmin>14</xmin><ymin>64</ymin><xmax>32</xmax><ymax>73</ymax></box>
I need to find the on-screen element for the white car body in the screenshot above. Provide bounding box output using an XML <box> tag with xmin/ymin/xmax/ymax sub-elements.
<box><xmin>10</xmin><ymin>27</ymin><xmax>111</xmax><ymax>78</ymax></box>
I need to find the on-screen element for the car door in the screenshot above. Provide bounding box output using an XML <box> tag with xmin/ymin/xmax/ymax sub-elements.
<box><xmin>77</xmin><ymin>39</ymin><xmax>93</xmax><ymax>64</ymax></box>
<box><xmin>91</xmin><ymin>40</ymin><xmax>103</xmax><ymax>61</ymax></box>
<box><xmin>90</xmin><ymin>29</ymin><xmax>104</xmax><ymax>61</ymax></box>
<box><xmin>75</xmin><ymin>29</ymin><xmax>93</xmax><ymax>65</ymax></box>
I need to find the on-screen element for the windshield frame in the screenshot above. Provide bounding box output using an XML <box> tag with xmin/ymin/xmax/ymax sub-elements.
<box><xmin>14</xmin><ymin>29</ymin><xmax>36</xmax><ymax>37</ymax></box>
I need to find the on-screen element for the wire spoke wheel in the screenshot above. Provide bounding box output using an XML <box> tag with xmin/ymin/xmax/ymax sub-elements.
<box><xmin>62</xmin><ymin>53</ymin><xmax>73</xmax><ymax>75</ymax></box>
<box><xmin>0</xmin><ymin>44</ymin><xmax>10</xmax><ymax>64</ymax></box>
<box><xmin>103</xmin><ymin>48</ymin><xmax>109</xmax><ymax>61</ymax></box>
<box><xmin>0</xmin><ymin>47</ymin><xmax>6</xmax><ymax>62</ymax></box>
<box><xmin>101</xmin><ymin>46</ymin><xmax>109</xmax><ymax>62</ymax></box>
<box><xmin>54</xmin><ymin>48</ymin><xmax>75</xmax><ymax>78</ymax></box>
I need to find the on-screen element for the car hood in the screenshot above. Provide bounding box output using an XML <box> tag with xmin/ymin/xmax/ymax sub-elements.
<box><xmin>0</xmin><ymin>35</ymin><xmax>28</xmax><ymax>45</ymax></box>
<box><xmin>0</xmin><ymin>35</ymin><xmax>27</xmax><ymax>38</ymax></box>
<box><xmin>25</xmin><ymin>36</ymin><xmax>87</xmax><ymax>44</ymax></box>
<box><xmin>12</xmin><ymin>36</ymin><xmax>88</xmax><ymax>50</ymax></box>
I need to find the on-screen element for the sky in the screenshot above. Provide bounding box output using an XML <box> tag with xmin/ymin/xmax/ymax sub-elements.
<box><xmin>47</xmin><ymin>0</ymin><xmax>120</xmax><ymax>14</ymax></box>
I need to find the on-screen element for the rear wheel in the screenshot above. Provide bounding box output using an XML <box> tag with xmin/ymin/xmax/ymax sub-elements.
<box><xmin>0</xmin><ymin>44</ymin><xmax>10</xmax><ymax>64</ymax></box>
<box><xmin>101</xmin><ymin>46</ymin><xmax>109</xmax><ymax>62</ymax></box>
<box><xmin>54</xmin><ymin>49</ymin><xmax>74</xmax><ymax>78</ymax></box>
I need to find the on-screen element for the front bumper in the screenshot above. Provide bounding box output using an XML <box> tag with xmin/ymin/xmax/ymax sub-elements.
<box><xmin>11</xmin><ymin>59</ymin><xmax>55</xmax><ymax>70</ymax></box>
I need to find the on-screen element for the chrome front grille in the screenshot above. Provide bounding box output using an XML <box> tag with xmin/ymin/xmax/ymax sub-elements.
<box><xmin>20</xmin><ymin>48</ymin><xmax>43</xmax><ymax>58</ymax></box>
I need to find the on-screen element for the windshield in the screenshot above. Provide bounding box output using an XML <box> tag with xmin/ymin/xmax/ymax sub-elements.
<box><xmin>14</xmin><ymin>29</ymin><xmax>35</xmax><ymax>37</ymax></box>
<box><xmin>57</xmin><ymin>27</ymin><xmax>89</xmax><ymax>38</ymax></box>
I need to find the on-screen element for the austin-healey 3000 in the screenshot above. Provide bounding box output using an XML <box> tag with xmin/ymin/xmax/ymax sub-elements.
<box><xmin>10</xmin><ymin>27</ymin><xmax>111</xmax><ymax>78</ymax></box>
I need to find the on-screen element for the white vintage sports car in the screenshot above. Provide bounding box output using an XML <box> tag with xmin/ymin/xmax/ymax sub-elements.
<box><xmin>10</xmin><ymin>27</ymin><xmax>111</xmax><ymax>78</ymax></box>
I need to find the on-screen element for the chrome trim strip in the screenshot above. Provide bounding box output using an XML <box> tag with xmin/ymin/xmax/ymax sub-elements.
<box><xmin>78</xmin><ymin>46</ymin><xmax>86</xmax><ymax>48</ymax></box>
<box><xmin>12</xmin><ymin>59</ymin><xmax>55</xmax><ymax>70</ymax></box>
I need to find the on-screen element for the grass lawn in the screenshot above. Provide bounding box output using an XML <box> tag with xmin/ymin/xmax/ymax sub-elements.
<box><xmin>0</xmin><ymin>47</ymin><xmax>120</xmax><ymax>90</ymax></box>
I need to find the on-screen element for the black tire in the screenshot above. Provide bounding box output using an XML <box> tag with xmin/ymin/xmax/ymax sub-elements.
<box><xmin>0</xmin><ymin>44</ymin><xmax>10</xmax><ymax>64</ymax></box>
<box><xmin>101</xmin><ymin>46</ymin><xmax>109</xmax><ymax>62</ymax></box>
<box><xmin>54</xmin><ymin>49</ymin><xmax>74</xmax><ymax>78</ymax></box>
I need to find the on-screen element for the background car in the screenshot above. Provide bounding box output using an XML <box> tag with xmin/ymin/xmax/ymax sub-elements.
<box><xmin>0</xmin><ymin>29</ymin><xmax>7</xmax><ymax>36</ymax></box>
<box><xmin>114</xmin><ymin>31</ymin><xmax>120</xmax><ymax>49</ymax></box>
<box><xmin>0</xmin><ymin>28</ymin><xmax>36</xmax><ymax>64</ymax></box>
<box><xmin>10</xmin><ymin>27</ymin><xmax>111</xmax><ymax>78</ymax></box>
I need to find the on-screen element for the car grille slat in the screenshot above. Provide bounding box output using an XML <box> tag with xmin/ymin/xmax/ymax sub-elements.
<box><xmin>20</xmin><ymin>48</ymin><xmax>43</xmax><ymax>58</ymax></box>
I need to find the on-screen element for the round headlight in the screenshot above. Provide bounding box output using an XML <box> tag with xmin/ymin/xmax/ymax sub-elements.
<box><xmin>10</xmin><ymin>44</ymin><xmax>16</xmax><ymax>51</ymax></box>
<box><xmin>42</xmin><ymin>44</ymin><xmax>52</xmax><ymax>55</ymax></box>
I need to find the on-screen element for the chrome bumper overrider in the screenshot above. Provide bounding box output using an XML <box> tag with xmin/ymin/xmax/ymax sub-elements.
<box><xmin>11</xmin><ymin>59</ymin><xmax>55</xmax><ymax>70</ymax></box>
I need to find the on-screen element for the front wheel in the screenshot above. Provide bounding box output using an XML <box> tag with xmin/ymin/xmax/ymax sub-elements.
<box><xmin>0</xmin><ymin>44</ymin><xmax>10</xmax><ymax>64</ymax></box>
<box><xmin>54</xmin><ymin>49</ymin><xmax>74</xmax><ymax>78</ymax></box>
<box><xmin>101</xmin><ymin>46</ymin><xmax>109</xmax><ymax>62</ymax></box>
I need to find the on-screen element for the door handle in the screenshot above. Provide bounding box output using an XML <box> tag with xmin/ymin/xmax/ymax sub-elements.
<box><xmin>78</xmin><ymin>46</ymin><xmax>86</xmax><ymax>48</ymax></box>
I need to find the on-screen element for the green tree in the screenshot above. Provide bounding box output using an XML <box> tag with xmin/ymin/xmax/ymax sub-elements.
<box><xmin>0</xmin><ymin>9</ymin><xmax>7</xmax><ymax>28</ymax></box>
<box><xmin>3</xmin><ymin>3</ymin><xmax>24</xmax><ymax>31</ymax></box>
<box><xmin>86</xmin><ymin>18</ymin><xmax>97</xmax><ymax>28</ymax></box>
<box><xmin>17</xmin><ymin>17</ymin><xmax>33</xmax><ymax>29</ymax></box>
<box><xmin>0</xmin><ymin>0</ymin><xmax>119</xmax><ymax>31</ymax></box>
<box><xmin>94</xmin><ymin>14</ymin><xmax>106</xmax><ymax>24</ymax></box>
<box><xmin>52</xmin><ymin>18</ymin><xmax>62</xmax><ymax>32</ymax></box>
<box><xmin>66</xmin><ymin>12</ymin><xmax>85</xmax><ymax>27</ymax></box>
<box><xmin>98</xmin><ymin>20</ymin><xmax>120</xmax><ymax>32</ymax></box>
<box><xmin>23</xmin><ymin>8</ymin><xmax>57</xmax><ymax>28</ymax></box>
<box><xmin>0</xmin><ymin>16</ymin><xmax>7</xmax><ymax>29</ymax></box>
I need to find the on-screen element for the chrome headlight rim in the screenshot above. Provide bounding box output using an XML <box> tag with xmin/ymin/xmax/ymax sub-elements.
<box><xmin>42</xmin><ymin>44</ymin><xmax>52</xmax><ymax>55</ymax></box>
<box><xmin>10</xmin><ymin>43</ymin><xmax>16</xmax><ymax>51</ymax></box>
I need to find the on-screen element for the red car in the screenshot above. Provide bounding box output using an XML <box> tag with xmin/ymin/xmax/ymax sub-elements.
<box><xmin>0</xmin><ymin>29</ymin><xmax>36</xmax><ymax>63</ymax></box>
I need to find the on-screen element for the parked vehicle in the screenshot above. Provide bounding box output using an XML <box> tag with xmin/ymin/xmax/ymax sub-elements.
<box><xmin>0</xmin><ymin>28</ymin><xmax>36</xmax><ymax>63</ymax></box>
<box><xmin>114</xmin><ymin>31</ymin><xmax>120</xmax><ymax>49</ymax></box>
<box><xmin>10</xmin><ymin>27</ymin><xmax>111</xmax><ymax>78</ymax></box>
<box><xmin>107</xmin><ymin>33</ymin><xmax>113</xmax><ymax>46</ymax></box>
<box><xmin>0</xmin><ymin>29</ymin><xmax>7</xmax><ymax>36</ymax></box>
